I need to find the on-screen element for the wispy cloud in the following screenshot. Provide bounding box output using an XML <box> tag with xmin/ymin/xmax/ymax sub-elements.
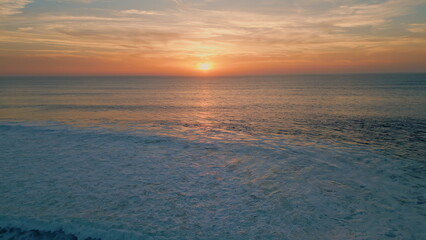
<box><xmin>408</xmin><ymin>23</ymin><xmax>426</xmax><ymax>33</ymax></box>
<box><xmin>41</xmin><ymin>15</ymin><xmax>137</xmax><ymax>21</ymax></box>
<box><xmin>17</xmin><ymin>26</ymin><xmax>32</xmax><ymax>31</ymax></box>
<box><xmin>3</xmin><ymin>1</ymin><xmax>425</xmax><ymax>56</ymax></box>
<box><xmin>52</xmin><ymin>0</ymin><xmax>95</xmax><ymax>3</ymax></box>
<box><xmin>0</xmin><ymin>0</ymin><xmax>425</xmax><ymax>74</ymax></box>
<box><xmin>0</xmin><ymin>0</ymin><xmax>32</xmax><ymax>15</ymax></box>
<box><xmin>314</xmin><ymin>0</ymin><xmax>420</xmax><ymax>28</ymax></box>
<box><xmin>118</xmin><ymin>9</ymin><xmax>165</xmax><ymax>16</ymax></box>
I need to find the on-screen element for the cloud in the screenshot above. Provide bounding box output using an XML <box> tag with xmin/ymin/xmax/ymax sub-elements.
<box><xmin>41</xmin><ymin>15</ymin><xmax>136</xmax><ymax>21</ymax></box>
<box><xmin>17</xmin><ymin>26</ymin><xmax>32</xmax><ymax>31</ymax></box>
<box><xmin>118</xmin><ymin>9</ymin><xmax>165</xmax><ymax>16</ymax></box>
<box><xmin>0</xmin><ymin>0</ymin><xmax>32</xmax><ymax>15</ymax></box>
<box><xmin>1</xmin><ymin>0</ymin><xmax>425</xmax><ymax>74</ymax></box>
<box><xmin>408</xmin><ymin>23</ymin><xmax>426</xmax><ymax>33</ymax></box>
<box><xmin>3</xmin><ymin>1</ymin><xmax>423</xmax><ymax>58</ymax></box>
<box><xmin>305</xmin><ymin>0</ymin><xmax>421</xmax><ymax>28</ymax></box>
<box><xmin>52</xmin><ymin>0</ymin><xmax>95</xmax><ymax>3</ymax></box>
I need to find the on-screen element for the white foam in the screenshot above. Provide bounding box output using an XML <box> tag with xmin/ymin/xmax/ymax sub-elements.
<box><xmin>0</xmin><ymin>123</ymin><xmax>424</xmax><ymax>239</ymax></box>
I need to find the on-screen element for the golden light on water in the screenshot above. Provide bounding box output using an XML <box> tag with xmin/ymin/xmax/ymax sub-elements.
<box><xmin>197</xmin><ymin>62</ymin><xmax>213</xmax><ymax>71</ymax></box>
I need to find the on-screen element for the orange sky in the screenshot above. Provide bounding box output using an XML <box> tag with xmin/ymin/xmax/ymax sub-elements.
<box><xmin>0</xmin><ymin>0</ymin><xmax>425</xmax><ymax>76</ymax></box>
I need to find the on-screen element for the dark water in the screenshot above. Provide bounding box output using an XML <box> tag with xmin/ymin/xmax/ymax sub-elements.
<box><xmin>0</xmin><ymin>74</ymin><xmax>425</xmax><ymax>239</ymax></box>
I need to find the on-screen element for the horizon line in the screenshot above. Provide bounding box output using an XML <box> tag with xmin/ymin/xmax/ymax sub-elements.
<box><xmin>1</xmin><ymin>71</ymin><xmax>426</xmax><ymax>78</ymax></box>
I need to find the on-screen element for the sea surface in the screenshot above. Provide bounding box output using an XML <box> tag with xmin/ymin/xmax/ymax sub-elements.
<box><xmin>0</xmin><ymin>74</ymin><xmax>425</xmax><ymax>239</ymax></box>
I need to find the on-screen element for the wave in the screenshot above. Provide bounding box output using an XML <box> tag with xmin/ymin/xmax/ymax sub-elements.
<box><xmin>0</xmin><ymin>226</ymin><xmax>100</xmax><ymax>240</ymax></box>
<box><xmin>0</xmin><ymin>122</ymin><xmax>425</xmax><ymax>240</ymax></box>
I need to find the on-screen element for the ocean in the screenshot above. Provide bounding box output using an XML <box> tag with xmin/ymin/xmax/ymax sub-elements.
<box><xmin>0</xmin><ymin>74</ymin><xmax>425</xmax><ymax>239</ymax></box>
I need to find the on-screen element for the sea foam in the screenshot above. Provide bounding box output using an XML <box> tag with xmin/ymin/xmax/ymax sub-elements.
<box><xmin>1</xmin><ymin>123</ymin><xmax>424</xmax><ymax>240</ymax></box>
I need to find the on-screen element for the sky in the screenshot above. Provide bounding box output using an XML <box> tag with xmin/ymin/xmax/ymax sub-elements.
<box><xmin>0</xmin><ymin>0</ymin><xmax>425</xmax><ymax>76</ymax></box>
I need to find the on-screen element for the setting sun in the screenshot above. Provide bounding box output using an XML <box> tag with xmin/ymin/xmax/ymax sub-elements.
<box><xmin>197</xmin><ymin>62</ymin><xmax>213</xmax><ymax>71</ymax></box>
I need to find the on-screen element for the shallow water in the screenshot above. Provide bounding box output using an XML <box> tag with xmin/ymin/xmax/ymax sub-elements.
<box><xmin>0</xmin><ymin>74</ymin><xmax>425</xmax><ymax>239</ymax></box>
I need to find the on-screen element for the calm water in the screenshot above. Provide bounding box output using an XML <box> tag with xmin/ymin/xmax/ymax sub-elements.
<box><xmin>0</xmin><ymin>74</ymin><xmax>425</xmax><ymax>239</ymax></box>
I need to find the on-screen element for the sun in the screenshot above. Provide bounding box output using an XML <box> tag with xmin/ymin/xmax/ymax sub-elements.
<box><xmin>196</xmin><ymin>62</ymin><xmax>213</xmax><ymax>71</ymax></box>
